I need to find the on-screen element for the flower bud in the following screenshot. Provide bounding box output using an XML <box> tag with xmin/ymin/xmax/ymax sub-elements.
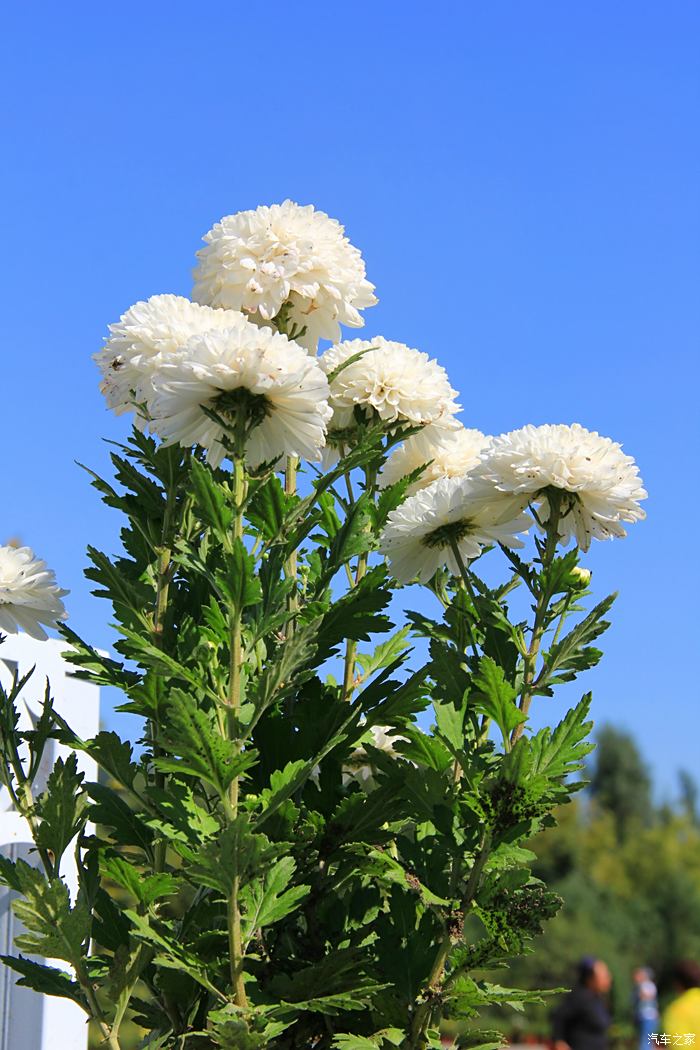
<box><xmin>570</xmin><ymin>566</ymin><xmax>591</xmax><ymax>588</ymax></box>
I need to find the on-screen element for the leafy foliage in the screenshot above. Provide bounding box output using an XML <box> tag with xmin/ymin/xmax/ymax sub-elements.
<box><xmin>0</xmin><ymin>424</ymin><xmax>619</xmax><ymax>1050</ymax></box>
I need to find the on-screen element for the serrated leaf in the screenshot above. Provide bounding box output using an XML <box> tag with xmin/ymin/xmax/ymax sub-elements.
<box><xmin>33</xmin><ymin>755</ymin><xmax>87</xmax><ymax>867</ymax></box>
<box><xmin>0</xmin><ymin>954</ymin><xmax>85</xmax><ymax>1008</ymax></box>
<box><xmin>101</xmin><ymin>855</ymin><xmax>178</xmax><ymax>906</ymax></box>
<box><xmin>240</xmin><ymin>857</ymin><xmax>309</xmax><ymax>951</ymax></box>
<box><xmin>472</xmin><ymin>656</ymin><xmax>524</xmax><ymax>740</ymax></box>
<box><xmin>189</xmin><ymin>457</ymin><xmax>233</xmax><ymax>537</ymax></box>
<box><xmin>540</xmin><ymin>593</ymin><xmax>615</xmax><ymax>688</ymax></box>
<box><xmin>529</xmin><ymin>694</ymin><xmax>594</xmax><ymax>784</ymax></box>
<box><xmin>11</xmin><ymin>860</ymin><xmax>90</xmax><ymax>964</ymax></box>
<box><xmin>157</xmin><ymin>688</ymin><xmax>258</xmax><ymax>795</ymax></box>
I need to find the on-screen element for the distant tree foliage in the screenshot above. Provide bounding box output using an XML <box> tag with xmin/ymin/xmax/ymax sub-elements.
<box><xmin>588</xmin><ymin>724</ymin><xmax>653</xmax><ymax>841</ymax></box>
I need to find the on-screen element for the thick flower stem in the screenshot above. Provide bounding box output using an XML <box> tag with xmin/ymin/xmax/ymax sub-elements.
<box><xmin>284</xmin><ymin>455</ymin><xmax>299</xmax><ymax>632</ymax></box>
<box><xmin>341</xmin><ymin>465</ymin><xmax>376</xmax><ymax>701</ymax></box>
<box><xmin>448</xmin><ymin>539</ymin><xmax>479</xmax><ymax>660</ymax></box>
<box><xmin>510</xmin><ymin>494</ymin><xmax>562</xmax><ymax>746</ymax></box>
<box><xmin>406</xmin><ymin>834</ymin><xmax>491</xmax><ymax>1049</ymax></box>
<box><xmin>227</xmin><ymin>450</ymin><xmax>249</xmax><ymax>1007</ymax></box>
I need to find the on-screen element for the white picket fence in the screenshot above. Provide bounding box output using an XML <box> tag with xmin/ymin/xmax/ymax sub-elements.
<box><xmin>0</xmin><ymin>634</ymin><xmax>100</xmax><ymax>1050</ymax></box>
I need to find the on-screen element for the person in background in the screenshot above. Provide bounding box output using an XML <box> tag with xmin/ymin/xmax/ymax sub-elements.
<box><xmin>662</xmin><ymin>960</ymin><xmax>700</xmax><ymax>1041</ymax></box>
<box><xmin>552</xmin><ymin>956</ymin><xmax>613</xmax><ymax>1050</ymax></box>
<box><xmin>633</xmin><ymin>967</ymin><xmax>660</xmax><ymax>1050</ymax></box>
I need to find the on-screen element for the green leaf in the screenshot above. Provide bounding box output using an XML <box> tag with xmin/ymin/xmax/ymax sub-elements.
<box><xmin>124</xmin><ymin>910</ymin><xmax>226</xmax><ymax>1001</ymax></box>
<box><xmin>189</xmin><ymin>457</ymin><xmax>233</xmax><ymax>537</ymax></box>
<box><xmin>157</xmin><ymin>688</ymin><xmax>258</xmax><ymax>795</ymax></box>
<box><xmin>0</xmin><ymin>954</ymin><xmax>85</xmax><ymax>1008</ymax></box>
<box><xmin>11</xmin><ymin>860</ymin><xmax>90</xmax><ymax>964</ymax></box>
<box><xmin>433</xmin><ymin>699</ymin><xmax>466</xmax><ymax>751</ymax></box>
<box><xmin>472</xmin><ymin>656</ymin><xmax>524</xmax><ymax>739</ymax></box>
<box><xmin>529</xmin><ymin>694</ymin><xmax>595</xmax><ymax>784</ymax></box>
<box><xmin>240</xmin><ymin>857</ymin><xmax>310</xmax><ymax>951</ymax></box>
<box><xmin>540</xmin><ymin>593</ymin><xmax>616</xmax><ymax>688</ymax></box>
<box><xmin>268</xmin><ymin>948</ymin><xmax>388</xmax><ymax>1014</ymax></box>
<box><xmin>87</xmin><ymin>782</ymin><xmax>154</xmax><ymax>855</ymax></box>
<box><xmin>218</xmin><ymin>539</ymin><xmax>262</xmax><ymax>611</ymax></box>
<box><xmin>101</xmin><ymin>855</ymin><xmax>178</xmax><ymax>906</ymax></box>
<box><xmin>357</xmin><ymin>627</ymin><xmax>412</xmax><ymax>680</ymax></box>
<box><xmin>246</xmin><ymin>473</ymin><xmax>289</xmax><ymax>540</ymax></box>
<box><xmin>34</xmin><ymin>755</ymin><xmax>88</xmax><ymax>867</ymax></box>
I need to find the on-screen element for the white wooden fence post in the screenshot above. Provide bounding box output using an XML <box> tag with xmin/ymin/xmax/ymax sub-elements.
<box><xmin>0</xmin><ymin>634</ymin><xmax>100</xmax><ymax>1050</ymax></box>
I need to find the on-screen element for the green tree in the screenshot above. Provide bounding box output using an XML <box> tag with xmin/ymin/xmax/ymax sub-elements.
<box><xmin>589</xmin><ymin>724</ymin><xmax>652</xmax><ymax>841</ymax></box>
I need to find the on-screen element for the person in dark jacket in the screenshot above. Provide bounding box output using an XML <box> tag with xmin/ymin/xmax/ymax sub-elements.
<box><xmin>552</xmin><ymin>956</ymin><xmax>613</xmax><ymax>1050</ymax></box>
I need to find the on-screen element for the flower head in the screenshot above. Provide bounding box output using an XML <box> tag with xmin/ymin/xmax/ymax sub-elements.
<box><xmin>0</xmin><ymin>545</ymin><xmax>68</xmax><ymax>640</ymax></box>
<box><xmin>477</xmin><ymin>423</ymin><xmax>647</xmax><ymax>550</ymax></box>
<box><xmin>345</xmin><ymin>724</ymin><xmax>409</xmax><ymax>787</ymax></box>
<box><xmin>320</xmin><ymin>337</ymin><xmax>460</xmax><ymax>449</ymax></box>
<box><xmin>192</xmin><ymin>201</ymin><xmax>377</xmax><ymax>351</ymax></box>
<box><xmin>380</xmin><ymin>476</ymin><xmax>531</xmax><ymax>584</ymax></box>
<box><xmin>379</xmin><ymin>423</ymin><xmax>490</xmax><ymax>495</ymax></box>
<box><xmin>149</xmin><ymin>315</ymin><xmax>332</xmax><ymax>468</ymax></box>
<box><xmin>95</xmin><ymin>294</ymin><xmax>242</xmax><ymax>418</ymax></box>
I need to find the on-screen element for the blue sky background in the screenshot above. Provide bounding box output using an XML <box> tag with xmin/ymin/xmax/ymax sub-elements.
<box><xmin>2</xmin><ymin>2</ymin><xmax>698</xmax><ymax>797</ymax></box>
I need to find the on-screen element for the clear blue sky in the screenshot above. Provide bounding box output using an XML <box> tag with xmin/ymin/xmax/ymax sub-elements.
<box><xmin>2</xmin><ymin>2</ymin><xmax>698</xmax><ymax>798</ymax></box>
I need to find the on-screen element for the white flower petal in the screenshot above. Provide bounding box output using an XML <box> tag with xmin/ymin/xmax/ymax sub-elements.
<box><xmin>193</xmin><ymin>201</ymin><xmax>377</xmax><ymax>351</ymax></box>
<box><xmin>476</xmin><ymin>423</ymin><xmax>647</xmax><ymax>551</ymax></box>
<box><xmin>0</xmin><ymin>546</ymin><xmax>68</xmax><ymax>639</ymax></box>
<box><xmin>379</xmin><ymin>476</ymin><xmax>532</xmax><ymax>583</ymax></box>
<box><xmin>148</xmin><ymin>318</ymin><xmax>333</xmax><ymax>468</ymax></box>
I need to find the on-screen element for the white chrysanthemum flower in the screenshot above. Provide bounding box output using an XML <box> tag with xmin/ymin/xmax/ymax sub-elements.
<box><xmin>344</xmin><ymin>724</ymin><xmax>409</xmax><ymax>787</ymax></box>
<box><xmin>149</xmin><ymin>315</ymin><xmax>332</xmax><ymax>468</ymax></box>
<box><xmin>380</xmin><ymin>476</ymin><xmax>531</xmax><ymax>584</ymax></box>
<box><xmin>192</xmin><ymin>201</ymin><xmax>377</xmax><ymax>351</ymax></box>
<box><xmin>0</xmin><ymin>546</ymin><xmax>68</xmax><ymax>641</ymax></box>
<box><xmin>95</xmin><ymin>294</ymin><xmax>243</xmax><ymax>418</ymax></box>
<box><xmin>477</xmin><ymin>423</ymin><xmax>647</xmax><ymax>550</ymax></box>
<box><xmin>319</xmin><ymin>337</ymin><xmax>460</xmax><ymax>449</ymax></box>
<box><xmin>379</xmin><ymin>424</ymin><xmax>490</xmax><ymax>494</ymax></box>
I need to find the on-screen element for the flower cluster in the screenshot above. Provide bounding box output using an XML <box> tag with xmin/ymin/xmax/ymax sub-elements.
<box><xmin>0</xmin><ymin>545</ymin><xmax>67</xmax><ymax>640</ymax></box>
<box><xmin>90</xmin><ymin>200</ymin><xmax>646</xmax><ymax>590</ymax></box>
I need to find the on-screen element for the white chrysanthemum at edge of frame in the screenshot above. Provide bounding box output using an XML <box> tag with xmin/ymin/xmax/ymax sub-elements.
<box><xmin>379</xmin><ymin>424</ymin><xmax>490</xmax><ymax>494</ymax></box>
<box><xmin>192</xmin><ymin>201</ymin><xmax>377</xmax><ymax>351</ymax></box>
<box><xmin>320</xmin><ymin>337</ymin><xmax>460</xmax><ymax>439</ymax></box>
<box><xmin>148</xmin><ymin>316</ymin><xmax>333</xmax><ymax>468</ymax></box>
<box><xmin>476</xmin><ymin>423</ymin><xmax>647</xmax><ymax>550</ymax></box>
<box><xmin>94</xmin><ymin>294</ymin><xmax>245</xmax><ymax>418</ymax></box>
<box><xmin>0</xmin><ymin>545</ymin><xmax>68</xmax><ymax>641</ymax></box>
<box><xmin>380</xmin><ymin>475</ymin><xmax>532</xmax><ymax>584</ymax></box>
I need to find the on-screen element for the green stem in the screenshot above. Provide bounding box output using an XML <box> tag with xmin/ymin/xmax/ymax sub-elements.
<box><xmin>510</xmin><ymin>494</ymin><xmax>562</xmax><ymax>746</ymax></box>
<box><xmin>284</xmin><ymin>455</ymin><xmax>299</xmax><ymax>633</ymax></box>
<box><xmin>448</xmin><ymin>539</ymin><xmax>479</xmax><ymax>660</ymax></box>
<box><xmin>227</xmin><ymin>450</ymin><xmax>248</xmax><ymax>1007</ymax></box>
<box><xmin>406</xmin><ymin>834</ymin><xmax>491</xmax><ymax>1048</ymax></box>
<box><xmin>341</xmin><ymin>465</ymin><xmax>375</xmax><ymax>701</ymax></box>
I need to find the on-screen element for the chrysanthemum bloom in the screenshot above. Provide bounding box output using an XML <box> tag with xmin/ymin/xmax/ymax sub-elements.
<box><xmin>192</xmin><ymin>201</ymin><xmax>377</xmax><ymax>351</ymax></box>
<box><xmin>380</xmin><ymin>476</ymin><xmax>531</xmax><ymax>584</ymax></box>
<box><xmin>149</xmin><ymin>315</ymin><xmax>332</xmax><ymax>468</ymax></box>
<box><xmin>379</xmin><ymin>423</ymin><xmax>490</xmax><ymax>495</ymax></box>
<box><xmin>344</xmin><ymin>724</ymin><xmax>409</xmax><ymax>787</ymax></box>
<box><xmin>319</xmin><ymin>338</ymin><xmax>460</xmax><ymax>455</ymax></box>
<box><xmin>0</xmin><ymin>545</ymin><xmax>68</xmax><ymax>640</ymax></box>
<box><xmin>95</xmin><ymin>294</ymin><xmax>243</xmax><ymax>419</ymax></box>
<box><xmin>477</xmin><ymin>423</ymin><xmax>647</xmax><ymax>550</ymax></box>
